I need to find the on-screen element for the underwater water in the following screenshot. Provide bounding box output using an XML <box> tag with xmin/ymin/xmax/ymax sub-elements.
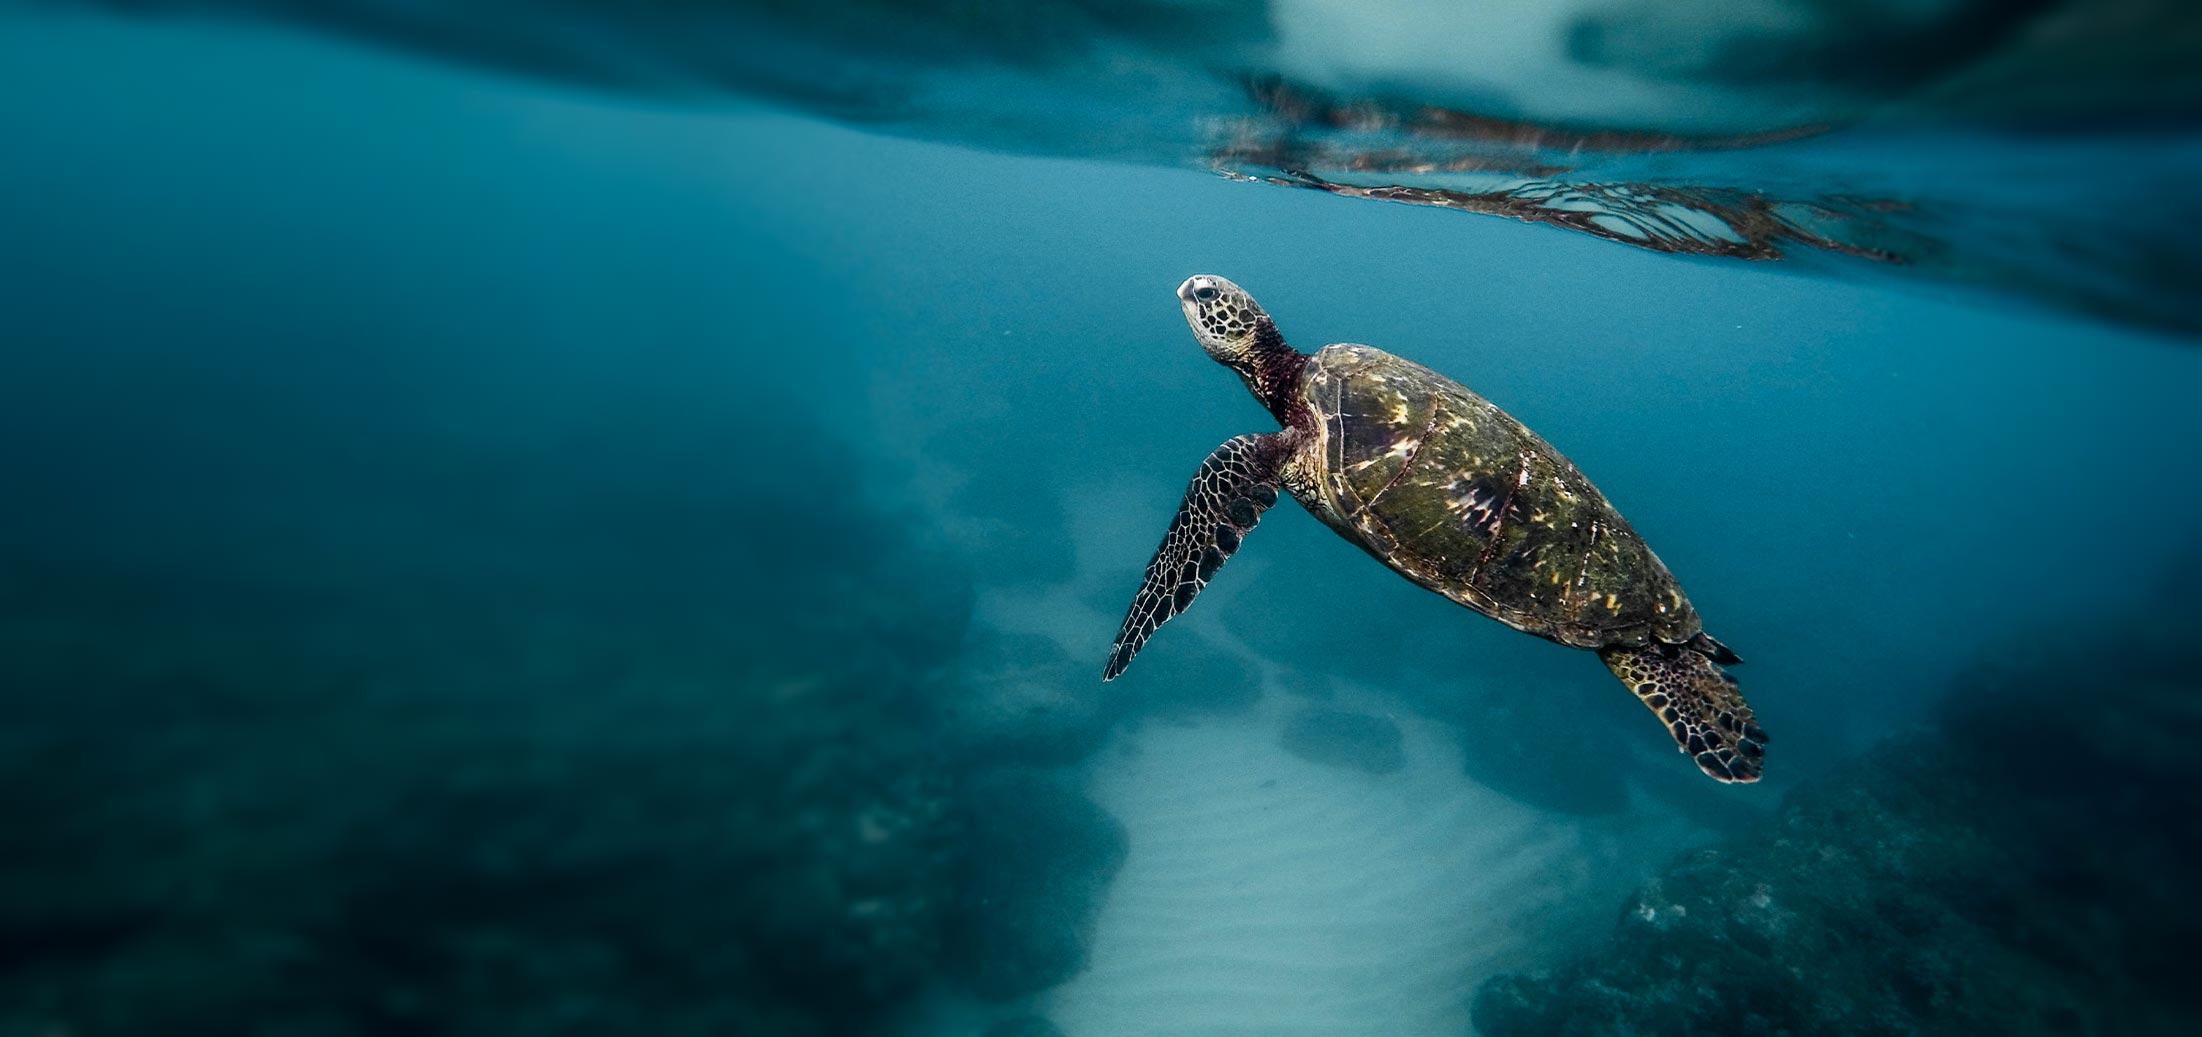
<box><xmin>4</xmin><ymin>4</ymin><xmax>2202</xmax><ymax>1036</ymax></box>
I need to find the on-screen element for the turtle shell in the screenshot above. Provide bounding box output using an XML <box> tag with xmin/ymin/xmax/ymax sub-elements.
<box><xmin>1297</xmin><ymin>343</ymin><xmax>1698</xmax><ymax>649</ymax></box>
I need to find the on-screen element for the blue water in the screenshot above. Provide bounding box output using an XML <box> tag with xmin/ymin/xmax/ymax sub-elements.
<box><xmin>5</xmin><ymin>8</ymin><xmax>2201</xmax><ymax>1037</ymax></box>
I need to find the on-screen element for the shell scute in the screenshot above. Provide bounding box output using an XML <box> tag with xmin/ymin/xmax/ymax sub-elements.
<box><xmin>1301</xmin><ymin>344</ymin><xmax>1697</xmax><ymax>647</ymax></box>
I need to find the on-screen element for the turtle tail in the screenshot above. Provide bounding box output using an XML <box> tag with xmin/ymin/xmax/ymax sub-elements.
<box><xmin>1599</xmin><ymin>640</ymin><xmax>1767</xmax><ymax>783</ymax></box>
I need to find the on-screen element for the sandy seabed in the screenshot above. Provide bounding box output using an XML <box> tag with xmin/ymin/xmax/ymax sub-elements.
<box><xmin>1043</xmin><ymin>691</ymin><xmax>1683</xmax><ymax>1037</ymax></box>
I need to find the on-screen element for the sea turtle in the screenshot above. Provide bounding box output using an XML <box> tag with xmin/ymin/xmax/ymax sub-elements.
<box><xmin>1103</xmin><ymin>275</ymin><xmax>1767</xmax><ymax>783</ymax></box>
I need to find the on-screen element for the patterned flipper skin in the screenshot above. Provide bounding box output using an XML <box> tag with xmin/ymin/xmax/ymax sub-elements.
<box><xmin>1104</xmin><ymin>433</ymin><xmax>1285</xmax><ymax>681</ymax></box>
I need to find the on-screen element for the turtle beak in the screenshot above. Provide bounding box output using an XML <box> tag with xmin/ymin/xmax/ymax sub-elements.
<box><xmin>1177</xmin><ymin>277</ymin><xmax>1201</xmax><ymax>303</ymax></box>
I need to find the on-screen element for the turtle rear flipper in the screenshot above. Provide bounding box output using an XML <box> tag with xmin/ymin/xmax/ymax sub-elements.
<box><xmin>1599</xmin><ymin>641</ymin><xmax>1767</xmax><ymax>783</ymax></box>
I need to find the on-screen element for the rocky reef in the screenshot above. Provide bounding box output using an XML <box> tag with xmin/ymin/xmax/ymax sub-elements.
<box><xmin>947</xmin><ymin>770</ymin><xmax>1130</xmax><ymax>1000</ymax></box>
<box><xmin>0</xmin><ymin>420</ymin><xmax>1131</xmax><ymax>1035</ymax></box>
<box><xmin>1473</xmin><ymin>634</ymin><xmax>2202</xmax><ymax>1037</ymax></box>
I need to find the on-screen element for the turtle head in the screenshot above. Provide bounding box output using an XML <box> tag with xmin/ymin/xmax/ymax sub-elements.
<box><xmin>1178</xmin><ymin>274</ymin><xmax>1307</xmax><ymax>422</ymax></box>
<box><xmin>1179</xmin><ymin>275</ymin><xmax>1287</xmax><ymax>369</ymax></box>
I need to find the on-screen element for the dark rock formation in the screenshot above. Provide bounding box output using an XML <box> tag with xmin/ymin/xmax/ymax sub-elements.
<box><xmin>947</xmin><ymin>770</ymin><xmax>1130</xmax><ymax>1001</ymax></box>
<box><xmin>0</xmin><ymin>420</ymin><xmax>995</xmax><ymax>1035</ymax></box>
<box><xmin>1280</xmin><ymin>707</ymin><xmax>1406</xmax><ymax>775</ymax></box>
<box><xmin>1473</xmin><ymin>644</ymin><xmax>2202</xmax><ymax>1037</ymax></box>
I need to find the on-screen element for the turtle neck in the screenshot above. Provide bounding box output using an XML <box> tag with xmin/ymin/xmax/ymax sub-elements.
<box><xmin>1242</xmin><ymin>319</ymin><xmax>1311</xmax><ymax>428</ymax></box>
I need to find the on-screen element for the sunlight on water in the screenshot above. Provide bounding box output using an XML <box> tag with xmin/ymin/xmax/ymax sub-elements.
<box><xmin>42</xmin><ymin>0</ymin><xmax>2202</xmax><ymax>335</ymax></box>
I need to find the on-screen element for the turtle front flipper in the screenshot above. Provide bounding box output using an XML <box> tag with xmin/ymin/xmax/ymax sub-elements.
<box><xmin>1103</xmin><ymin>433</ymin><xmax>1288</xmax><ymax>681</ymax></box>
<box><xmin>1599</xmin><ymin>640</ymin><xmax>1768</xmax><ymax>783</ymax></box>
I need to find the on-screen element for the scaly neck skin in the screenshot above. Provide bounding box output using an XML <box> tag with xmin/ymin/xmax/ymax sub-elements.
<box><xmin>1234</xmin><ymin>318</ymin><xmax>1312</xmax><ymax>430</ymax></box>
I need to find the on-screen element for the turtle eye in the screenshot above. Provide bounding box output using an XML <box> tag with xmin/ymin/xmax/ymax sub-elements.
<box><xmin>1193</xmin><ymin>286</ymin><xmax>1220</xmax><ymax>302</ymax></box>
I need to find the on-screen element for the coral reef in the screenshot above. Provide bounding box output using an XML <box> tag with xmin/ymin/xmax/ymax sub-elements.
<box><xmin>0</xmin><ymin>559</ymin><xmax>973</xmax><ymax>1035</ymax></box>
<box><xmin>0</xmin><ymin>421</ymin><xmax>1131</xmax><ymax>1034</ymax></box>
<box><xmin>1473</xmin><ymin>640</ymin><xmax>2202</xmax><ymax>1037</ymax></box>
<box><xmin>947</xmin><ymin>771</ymin><xmax>1130</xmax><ymax>1000</ymax></box>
